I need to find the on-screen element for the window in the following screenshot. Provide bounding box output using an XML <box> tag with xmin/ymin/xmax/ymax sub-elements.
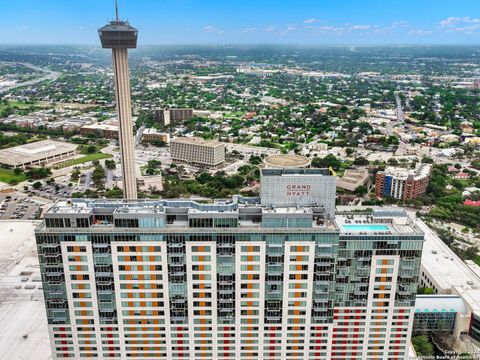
<box><xmin>76</xmin><ymin>218</ymin><xmax>90</xmax><ymax>228</ymax></box>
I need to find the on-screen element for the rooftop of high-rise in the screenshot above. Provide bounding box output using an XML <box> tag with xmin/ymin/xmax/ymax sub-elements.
<box><xmin>39</xmin><ymin>198</ymin><xmax>424</xmax><ymax>237</ymax></box>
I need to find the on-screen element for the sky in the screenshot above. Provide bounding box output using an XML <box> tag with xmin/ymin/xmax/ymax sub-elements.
<box><xmin>1</xmin><ymin>0</ymin><xmax>479</xmax><ymax>45</ymax></box>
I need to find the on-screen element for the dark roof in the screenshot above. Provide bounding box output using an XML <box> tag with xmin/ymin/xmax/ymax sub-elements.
<box><xmin>98</xmin><ymin>20</ymin><xmax>138</xmax><ymax>49</ymax></box>
<box><xmin>99</xmin><ymin>20</ymin><xmax>137</xmax><ymax>33</ymax></box>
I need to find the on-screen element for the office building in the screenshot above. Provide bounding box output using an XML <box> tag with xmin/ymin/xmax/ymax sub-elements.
<box><xmin>154</xmin><ymin>108</ymin><xmax>193</xmax><ymax>126</ymax></box>
<box><xmin>142</xmin><ymin>128</ymin><xmax>170</xmax><ymax>144</ymax></box>
<box><xmin>260</xmin><ymin>168</ymin><xmax>336</xmax><ymax>218</ymax></box>
<box><xmin>98</xmin><ymin>3</ymin><xmax>138</xmax><ymax>199</ymax></box>
<box><xmin>375</xmin><ymin>164</ymin><xmax>431</xmax><ymax>200</ymax></box>
<box><xmin>37</xmin><ymin>196</ymin><xmax>423</xmax><ymax>360</ymax></box>
<box><xmin>0</xmin><ymin>140</ymin><xmax>78</xmax><ymax>169</ymax></box>
<box><xmin>171</xmin><ymin>137</ymin><xmax>225</xmax><ymax>169</ymax></box>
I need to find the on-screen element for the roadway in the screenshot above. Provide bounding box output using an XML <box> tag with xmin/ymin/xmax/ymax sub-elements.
<box><xmin>0</xmin><ymin>62</ymin><xmax>61</xmax><ymax>94</ymax></box>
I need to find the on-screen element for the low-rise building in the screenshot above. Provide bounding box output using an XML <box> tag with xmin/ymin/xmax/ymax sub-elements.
<box><xmin>417</xmin><ymin>219</ymin><xmax>480</xmax><ymax>346</ymax></box>
<box><xmin>263</xmin><ymin>154</ymin><xmax>311</xmax><ymax>169</ymax></box>
<box><xmin>142</xmin><ymin>128</ymin><xmax>170</xmax><ymax>144</ymax></box>
<box><xmin>375</xmin><ymin>164</ymin><xmax>431</xmax><ymax>200</ymax></box>
<box><xmin>170</xmin><ymin>136</ymin><xmax>225</xmax><ymax>169</ymax></box>
<box><xmin>336</xmin><ymin>168</ymin><xmax>369</xmax><ymax>192</ymax></box>
<box><xmin>0</xmin><ymin>140</ymin><xmax>78</xmax><ymax>169</ymax></box>
<box><xmin>81</xmin><ymin>121</ymin><xmax>120</xmax><ymax>139</ymax></box>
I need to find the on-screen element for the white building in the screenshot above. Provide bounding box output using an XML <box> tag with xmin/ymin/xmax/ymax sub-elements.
<box><xmin>171</xmin><ymin>137</ymin><xmax>225</xmax><ymax>168</ymax></box>
<box><xmin>260</xmin><ymin>168</ymin><xmax>337</xmax><ymax>218</ymax></box>
<box><xmin>0</xmin><ymin>140</ymin><xmax>78</xmax><ymax>169</ymax></box>
<box><xmin>417</xmin><ymin>219</ymin><xmax>480</xmax><ymax>345</ymax></box>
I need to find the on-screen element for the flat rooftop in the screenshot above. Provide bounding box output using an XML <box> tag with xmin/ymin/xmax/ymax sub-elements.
<box><xmin>335</xmin><ymin>209</ymin><xmax>423</xmax><ymax>236</ymax></box>
<box><xmin>82</xmin><ymin>123</ymin><xmax>118</xmax><ymax>131</ymax></box>
<box><xmin>382</xmin><ymin>163</ymin><xmax>431</xmax><ymax>181</ymax></box>
<box><xmin>418</xmin><ymin>219</ymin><xmax>480</xmax><ymax>290</ymax></box>
<box><xmin>261</xmin><ymin>168</ymin><xmax>331</xmax><ymax>176</ymax></box>
<box><xmin>418</xmin><ymin>219</ymin><xmax>480</xmax><ymax>313</ymax></box>
<box><xmin>171</xmin><ymin>137</ymin><xmax>224</xmax><ymax>148</ymax></box>
<box><xmin>415</xmin><ymin>295</ymin><xmax>467</xmax><ymax>314</ymax></box>
<box><xmin>263</xmin><ymin>154</ymin><xmax>311</xmax><ymax>168</ymax></box>
<box><xmin>0</xmin><ymin>140</ymin><xmax>78</xmax><ymax>166</ymax></box>
<box><xmin>0</xmin><ymin>221</ymin><xmax>51</xmax><ymax>360</ymax></box>
<box><xmin>40</xmin><ymin>200</ymin><xmax>430</xmax><ymax>238</ymax></box>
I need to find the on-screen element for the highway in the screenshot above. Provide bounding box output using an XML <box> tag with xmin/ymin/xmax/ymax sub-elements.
<box><xmin>0</xmin><ymin>62</ymin><xmax>61</xmax><ymax>94</ymax></box>
<box><xmin>135</xmin><ymin>125</ymin><xmax>146</xmax><ymax>147</ymax></box>
<box><xmin>385</xmin><ymin>92</ymin><xmax>405</xmax><ymax>137</ymax></box>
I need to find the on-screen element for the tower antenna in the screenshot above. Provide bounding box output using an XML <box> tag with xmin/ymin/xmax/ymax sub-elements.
<box><xmin>115</xmin><ymin>0</ymin><xmax>119</xmax><ymax>20</ymax></box>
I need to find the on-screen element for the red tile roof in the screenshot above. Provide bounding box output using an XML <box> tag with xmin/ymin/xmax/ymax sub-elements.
<box><xmin>464</xmin><ymin>199</ymin><xmax>480</xmax><ymax>207</ymax></box>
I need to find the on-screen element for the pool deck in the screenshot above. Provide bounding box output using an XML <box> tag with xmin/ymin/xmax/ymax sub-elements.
<box><xmin>341</xmin><ymin>224</ymin><xmax>391</xmax><ymax>232</ymax></box>
<box><xmin>335</xmin><ymin>210</ymin><xmax>423</xmax><ymax>236</ymax></box>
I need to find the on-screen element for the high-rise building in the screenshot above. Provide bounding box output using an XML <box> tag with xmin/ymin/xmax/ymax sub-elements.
<box><xmin>37</xmin><ymin>193</ymin><xmax>424</xmax><ymax>359</ymax></box>
<box><xmin>171</xmin><ymin>137</ymin><xmax>225</xmax><ymax>169</ymax></box>
<box><xmin>375</xmin><ymin>164</ymin><xmax>431</xmax><ymax>200</ymax></box>
<box><xmin>260</xmin><ymin>168</ymin><xmax>336</xmax><ymax>218</ymax></box>
<box><xmin>98</xmin><ymin>2</ymin><xmax>138</xmax><ymax>199</ymax></box>
<box><xmin>154</xmin><ymin>108</ymin><xmax>193</xmax><ymax>126</ymax></box>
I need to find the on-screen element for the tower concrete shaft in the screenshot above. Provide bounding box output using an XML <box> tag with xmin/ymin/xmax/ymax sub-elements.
<box><xmin>112</xmin><ymin>48</ymin><xmax>137</xmax><ymax>199</ymax></box>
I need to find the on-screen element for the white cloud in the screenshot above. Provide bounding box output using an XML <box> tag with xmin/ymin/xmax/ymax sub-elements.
<box><xmin>203</xmin><ymin>25</ymin><xmax>224</xmax><ymax>34</ymax></box>
<box><xmin>238</xmin><ymin>27</ymin><xmax>256</xmax><ymax>34</ymax></box>
<box><xmin>349</xmin><ymin>24</ymin><xmax>373</xmax><ymax>30</ymax></box>
<box><xmin>263</xmin><ymin>25</ymin><xmax>277</xmax><ymax>32</ymax></box>
<box><xmin>439</xmin><ymin>16</ymin><xmax>480</xmax><ymax>28</ymax></box>
<box><xmin>439</xmin><ymin>17</ymin><xmax>480</xmax><ymax>33</ymax></box>
<box><xmin>304</xmin><ymin>18</ymin><xmax>320</xmax><ymax>24</ymax></box>
<box><xmin>450</xmin><ymin>24</ymin><xmax>480</xmax><ymax>33</ymax></box>
<box><xmin>286</xmin><ymin>26</ymin><xmax>297</xmax><ymax>31</ymax></box>
<box><xmin>409</xmin><ymin>30</ymin><xmax>434</xmax><ymax>35</ymax></box>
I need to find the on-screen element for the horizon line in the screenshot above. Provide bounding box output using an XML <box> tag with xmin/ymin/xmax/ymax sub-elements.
<box><xmin>1</xmin><ymin>43</ymin><xmax>480</xmax><ymax>47</ymax></box>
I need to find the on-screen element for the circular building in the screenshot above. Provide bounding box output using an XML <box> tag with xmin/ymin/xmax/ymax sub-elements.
<box><xmin>263</xmin><ymin>154</ymin><xmax>311</xmax><ymax>169</ymax></box>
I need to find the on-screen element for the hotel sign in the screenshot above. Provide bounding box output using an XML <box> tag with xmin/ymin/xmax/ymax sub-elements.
<box><xmin>286</xmin><ymin>184</ymin><xmax>311</xmax><ymax>196</ymax></box>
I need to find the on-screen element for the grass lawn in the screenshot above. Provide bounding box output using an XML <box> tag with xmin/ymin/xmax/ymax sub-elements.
<box><xmin>224</xmin><ymin>111</ymin><xmax>245</xmax><ymax>119</ymax></box>
<box><xmin>0</xmin><ymin>100</ymin><xmax>37</xmax><ymax>112</ymax></box>
<box><xmin>54</xmin><ymin>152</ymin><xmax>112</xmax><ymax>169</ymax></box>
<box><xmin>0</xmin><ymin>168</ymin><xmax>27</xmax><ymax>184</ymax></box>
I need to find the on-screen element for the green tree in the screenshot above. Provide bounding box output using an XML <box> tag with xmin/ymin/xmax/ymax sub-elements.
<box><xmin>411</xmin><ymin>335</ymin><xmax>434</xmax><ymax>357</ymax></box>
<box><xmin>13</xmin><ymin>167</ymin><xmax>23</xmax><ymax>175</ymax></box>
<box><xmin>105</xmin><ymin>159</ymin><xmax>116</xmax><ymax>170</ymax></box>
<box><xmin>26</xmin><ymin>167</ymin><xmax>51</xmax><ymax>180</ymax></box>
<box><xmin>353</xmin><ymin>157</ymin><xmax>369</xmax><ymax>166</ymax></box>
<box><xmin>32</xmin><ymin>181</ymin><xmax>42</xmax><ymax>190</ymax></box>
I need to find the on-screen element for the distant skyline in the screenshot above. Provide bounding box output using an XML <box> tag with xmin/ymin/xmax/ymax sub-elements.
<box><xmin>1</xmin><ymin>0</ymin><xmax>479</xmax><ymax>45</ymax></box>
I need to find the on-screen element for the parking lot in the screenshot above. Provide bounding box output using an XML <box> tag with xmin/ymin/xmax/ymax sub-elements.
<box><xmin>0</xmin><ymin>194</ymin><xmax>41</xmax><ymax>220</ymax></box>
<box><xmin>28</xmin><ymin>181</ymin><xmax>78</xmax><ymax>200</ymax></box>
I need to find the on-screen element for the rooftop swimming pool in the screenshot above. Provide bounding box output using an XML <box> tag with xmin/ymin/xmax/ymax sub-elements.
<box><xmin>341</xmin><ymin>224</ymin><xmax>390</xmax><ymax>232</ymax></box>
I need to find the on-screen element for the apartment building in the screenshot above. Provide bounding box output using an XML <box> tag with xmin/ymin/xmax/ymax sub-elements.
<box><xmin>154</xmin><ymin>108</ymin><xmax>193</xmax><ymax>126</ymax></box>
<box><xmin>375</xmin><ymin>164</ymin><xmax>431</xmax><ymax>200</ymax></box>
<box><xmin>170</xmin><ymin>137</ymin><xmax>225</xmax><ymax>169</ymax></box>
<box><xmin>36</xmin><ymin>198</ymin><xmax>423</xmax><ymax>360</ymax></box>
